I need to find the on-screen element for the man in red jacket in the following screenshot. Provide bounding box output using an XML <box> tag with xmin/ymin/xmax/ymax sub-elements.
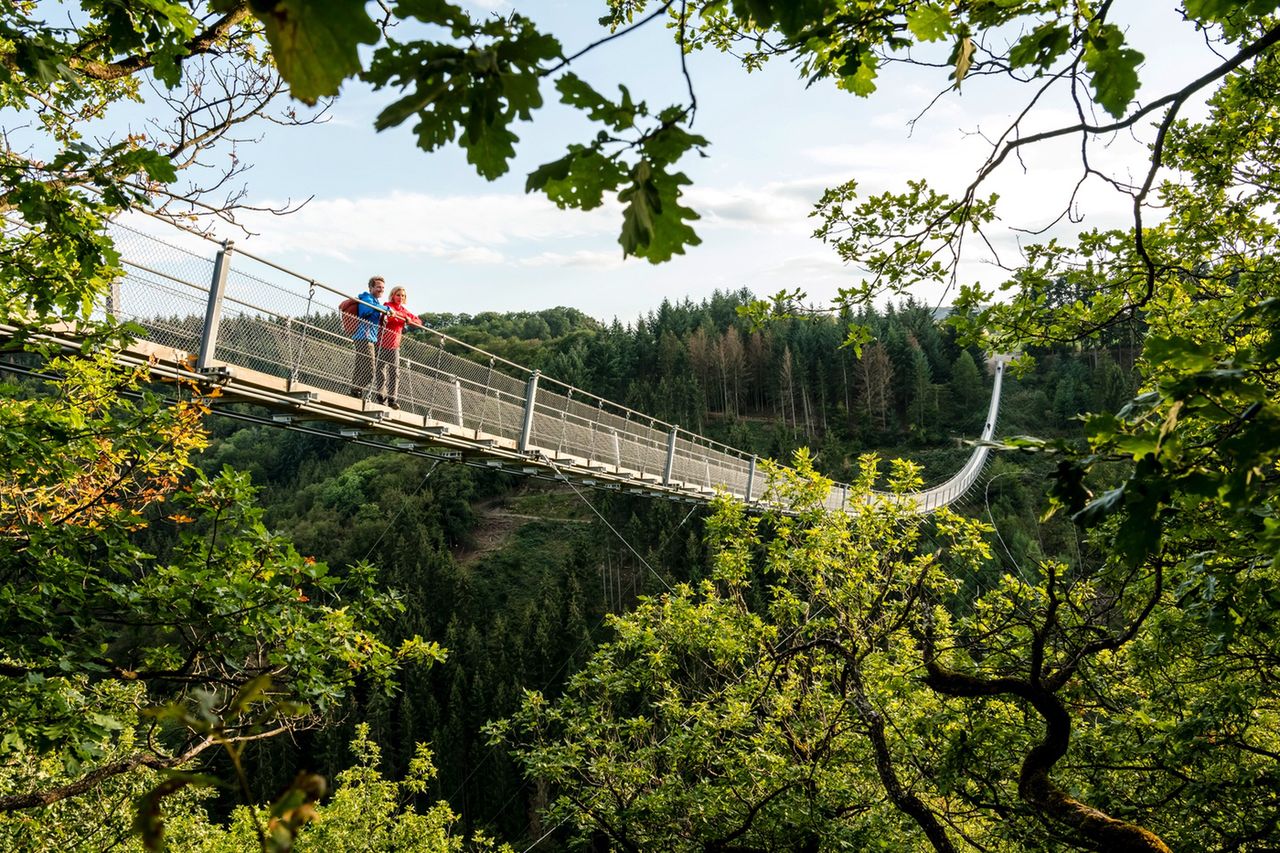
<box><xmin>376</xmin><ymin>285</ymin><xmax>424</xmax><ymax>409</ymax></box>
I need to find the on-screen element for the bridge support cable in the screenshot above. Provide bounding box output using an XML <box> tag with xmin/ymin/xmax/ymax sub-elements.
<box><xmin>537</xmin><ymin>452</ymin><xmax>675</xmax><ymax>594</ymax></box>
<box><xmin>9</xmin><ymin>215</ymin><xmax>1009</xmax><ymax>516</ymax></box>
<box><xmin>359</xmin><ymin>460</ymin><xmax>442</xmax><ymax>564</ymax></box>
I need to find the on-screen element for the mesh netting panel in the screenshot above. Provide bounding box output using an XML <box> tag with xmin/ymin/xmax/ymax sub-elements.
<box><xmin>396</xmin><ymin>337</ymin><xmax>528</xmax><ymax>436</ymax></box>
<box><xmin>285</xmin><ymin>322</ymin><xmax>357</xmax><ymax>395</ymax></box>
<box><xmin>530</xmin><ymin>392</ymin><xmax>603</xmax><ymax>460</ymax></box>
<box><xmin>221</xmin><ymin>252</ymin><xmax>323</xmax><ymax>321</ymax></box>
<box><xmin>670</xmin><ymin>435</ymin><xmax>705</xmax><ymax>487</ymax></box>
<box><xmin>107</xmin><ymin>222</ymin><xmax>219</xmax><ymax>299</ymax></box>
<box><xmin>526</xmin><ymin>398</ymin><xmax>568</xmax><ymax>455</ymax></box>
<box><xmin>401</xmin><ymin>363</ymin><xmax>465</xmax><ymax>424</ymax></box>
<box><xmin>669</xmin><ymin>434</ymin><xmax>751</xmax><ymax>495</ymax></box>
<box><xmin>618</xmin><ymin>429</ymin><xmax>668</xmax><ymax>477</ymax></box>
<box><xmin>824</xmin><ymin>488</ymin><xmax>845</xmax><ymax>512</ymax></box>
<box><xmin>714</xmin><ymin>459</ymin><xmax>750</xmax><ymax>497</ymax></box>
<box><xmin>523</xmin><ymin>381</ymin><xmax>672</xmax><ymax>476</ymax></box>
<box><xmin>213</xmin><ymin>309</ymin><xmax>290</xmax><ymax>378</ymax></box>
<box><xmin>105</xmin><ymin>268</ymin><xmax>208</xmax><ymax>355</ymax></box>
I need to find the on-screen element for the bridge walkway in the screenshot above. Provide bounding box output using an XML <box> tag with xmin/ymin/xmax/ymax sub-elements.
<box><xmin>13</xmin><ymin>218</ymin><xmax>1006</xmax><ymax>513</ymax></box>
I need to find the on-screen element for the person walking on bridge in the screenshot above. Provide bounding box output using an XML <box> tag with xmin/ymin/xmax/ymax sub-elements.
<box><xmin>350</xmin><ymin>276</ymin><xmax>385</xmax><ymax>400</ymax></box>
<box><xmin>376</xmin><ymin>285</ymin><xmax>423</xmax><ymax>409</ymax></box>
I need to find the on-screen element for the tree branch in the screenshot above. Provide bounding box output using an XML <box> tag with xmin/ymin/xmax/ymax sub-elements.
<box><xmin>543</xmin><ymin>2</ymin><xmax>676</xmax><ymax>77</ymax></box>
<box><xmin>0</xmin><ymin>738</ymin><xmax>215</xmax><ymax>812</ymax></box>
<box><xmin>921</xmin><ymin>622</ymin><xmax>1172</xmax><ymax>853</ymax></box>
<box><xmin>71</xmin><ymin>5</ymin><xmax>254</xmax><ymax>82</ymax></box>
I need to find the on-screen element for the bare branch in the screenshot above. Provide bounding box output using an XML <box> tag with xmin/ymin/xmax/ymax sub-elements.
<box><xmin>543</xmin><ymin>2</ymin><xmax>677</xmax><ymax>78</ymax></box>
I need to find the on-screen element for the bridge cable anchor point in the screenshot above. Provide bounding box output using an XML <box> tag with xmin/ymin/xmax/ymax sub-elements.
<box><xmin>198</xmin><ymin>365</ymin><xmax>234</xmax><ymax>383</ymax></box>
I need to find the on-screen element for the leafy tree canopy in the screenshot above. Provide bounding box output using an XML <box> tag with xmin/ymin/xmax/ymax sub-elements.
<box><xmin>6</xmin><ymin>1</ymin><xmax>1280</xmax><ymax>850</ymax></box>
<box><xmin>500</xmin><ymin>451</ymin><xmax>1279</xmax><ymax>851</ymax></box>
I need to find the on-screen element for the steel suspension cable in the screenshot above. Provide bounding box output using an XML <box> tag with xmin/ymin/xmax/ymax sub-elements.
<box><xmin>536</xmin><ymin>452</ymin><xmax>674</xmax><ymax>594</ymax></box>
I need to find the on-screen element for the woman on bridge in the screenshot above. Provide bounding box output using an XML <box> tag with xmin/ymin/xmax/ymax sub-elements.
<box><xmin>377</xmin><ymin>285</ymin><xmax>424</xmax><ymax>409</ymax></box>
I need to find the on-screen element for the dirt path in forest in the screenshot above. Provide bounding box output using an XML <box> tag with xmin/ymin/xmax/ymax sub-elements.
<box><xmin>453</xmin><ymin>498</ymin><xmax>591</xmax><ymax>566</ymax></box>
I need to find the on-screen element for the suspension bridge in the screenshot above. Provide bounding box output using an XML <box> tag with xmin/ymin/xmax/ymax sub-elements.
<box><xmin>7</xmin><ymin>219</ymin><xmax>1006</xmax><ymax>513</ymax></box>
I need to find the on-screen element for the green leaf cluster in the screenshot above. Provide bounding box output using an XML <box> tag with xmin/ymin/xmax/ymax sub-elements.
<box><xmin>244</xmin><ymin>0</ymin><xmax>378</xmax><ymax>105</ymax></box>
<box><xmin>365</xmin><ymin>4</ymin><xmax>561</xmax><ymax>180</ymax></box>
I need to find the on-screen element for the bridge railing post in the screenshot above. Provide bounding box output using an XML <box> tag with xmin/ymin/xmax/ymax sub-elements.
<box><xmin>105</xmin><ymin>279</ymin><xmax>122</xmax><ymax>317</ymax></box>
<box><xmin>286</xmin><ymin>317</ymin><xmax>298</xmax><ymax>384</ymax></box>
<box><xmin>197</xmin><ymin>239</ymin><xmax>233</xmax><ymax>372</ymax></box>
<box><xmin>663</xmin><ymin>426</ymin><xmax>678</xmax><ymax>486</ymax></box>
<box><xmin>619</xmin><ymin>413</ymin><xmax>631</xmax><ymax>470</ymax></box>
<box><xmin>745</xmin><ymin>455</ymin><xmax>757</xmax><ymax>502</ymax></box>
<box><xmin>452</xmin><ymin>378</ymin><xmax>464</xmax><ymax>427</ymax></box>
<box><xmin>519</xmin><ymin>369</ymin><xmax>539</xmax><ymax>453</ymax></box>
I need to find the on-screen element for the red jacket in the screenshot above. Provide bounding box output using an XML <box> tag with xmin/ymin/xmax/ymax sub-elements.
<box><xmin>378</xmin><ymin>303</ymin><xmax>423</xmax><ymax>349</ymax></box>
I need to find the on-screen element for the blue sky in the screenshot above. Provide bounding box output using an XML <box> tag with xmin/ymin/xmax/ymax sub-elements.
<box><xmin>119</xmin><ymin>2</ymin><xmax>1216</xmax><ymax>323</ymax></box>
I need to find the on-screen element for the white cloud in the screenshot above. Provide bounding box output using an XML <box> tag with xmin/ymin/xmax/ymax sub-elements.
<box><xmin>684</xmin><ymin>179</ymin><xmax>830</xmax><ymax>231</ymax></box>
<box><xmin>461</xmin><ymin>0</ymin><xmax>510</xmax><ymax>12</ymax></box>
<box><xmin>687</xmin><ymin>186</ymin><xmax>803</xmax><ymax>227</ymax></box>
<box><xmin>235</xmin><ymin>190</ymin><xmax>618</xmax><ymax>260</ymax></box>
<box><xmin>803</xmin><ymin>137</ymin><xmax>989</xmax><ymax>190</ymax></box>
<box><xmin>520</xmin><ymin>250</ymin><xmax>622</xmax><ymax>269</ymax></box>
<box><xmin>446</xmin><ymin>246</ymin><xmax>506</xmax><ymax>264</ymax></box>
<box><xmin>770</xmin><ymin>253</ymin><xmax>845</xmax><ymax>272</ymax></box>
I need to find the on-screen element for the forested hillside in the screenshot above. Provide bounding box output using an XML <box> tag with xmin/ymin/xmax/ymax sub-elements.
<box><xmin>428</xmin><ymin>292</ymin><xmax>1134</xmax><ymax>473</ymax></box>
<box><xmin>0</xmin><ymin>285</ymin><xmax>1151</xmax><ymax>851</ymax></box>
<box><xmin>162</xmin><ymin>290</ymin><xmax>1133</xmax><ymax>843</ymax></box>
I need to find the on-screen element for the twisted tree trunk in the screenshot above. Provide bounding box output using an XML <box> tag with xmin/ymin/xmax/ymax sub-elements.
<box><xmin>921</xmin><ymin>664</ymin><xmax>1171</xmax><ymax>853</ymax></box>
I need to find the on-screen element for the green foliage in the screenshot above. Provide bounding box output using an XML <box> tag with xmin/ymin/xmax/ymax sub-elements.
<box><xmin>526</xmin><ymin>142</ymin><xmax>623</xmax><ymax>212</ymax></box>
<box><xmin>948</xmin><ymin>349</ymin><xmax>984</xmax><ymax>429</ymax></box>
<box><xmin>365</xmin><ymin>4</ymin><xmax>560</xmax><ymax>180</ymax></box>
<box><xmin>497</xmin><ymin>455</ymin><xmax>1005</xmax><ymax>849</ymax></box>
<box><xmin>953</xmin><ymin>46</ymin><xmax>1280</xmax><ymax>588</ymax></box>
<box><xmin>3</xmin><ymin>723</ymin><xmax>506</xmax><ymax>852</ymax></box>
<box><xmin>262</xmin><ymin>724</ymin><xmax>509</xmax><ymax>852</ymax></box>
<box><xmin>812</xmin><ymin>178</ymin><xmax>998</xmax><ymax>306</ymax></box>
<box><xmin>0</xmin><ymin>354</ymin><xmax>437</xmax><ymax>844</ymax></box>
<box><xmin>1</xmin><ymin>684</ymin><xmax>181</xmax><ymax>851</ymax></box>
<box><xmin>9</xmin><ymin>2</ymin><xmax>1280</xmax><ymax>848</ymax></box>
<box><xmin>500</xmin><ymin>446</ymin><xmax>1280</xmax><ymax>850</ymax></box>
<box><xmin>618</xmin><ymin>159</ymin><xmax>702</xmax><ymax>262</ymax></box>
<box><xmin>0</xmin><ymin>1</ymin><xmax>207</xmax><ymax>316</ymax></box>
<box><xmin>247</xmin><ymin>0</ymin><xmax>379</xmax><ymax>105</ymax></box>
<box><xmin>1082</xmin><ymin>23</ymin><xmax>1144</xmax><ymax>117</ymax></box>
<box><xmin>1009</xmin><ymin>21</ymin><xmax>1071</xmax><ymax>71</ymax></box>
<box><xmin>236</xmin><ymin>0</ymin><xmax>1171</xmax><ymax>266</ymax></box>
<box><xmin>212</xmin><ymin>427</ymin><xmax>627</xmax><ymax>837</ymax></box>
<box><xmin>905</xmin><ymin>5</ymin><xmax>952</xmax><ymax>43</ymax></box>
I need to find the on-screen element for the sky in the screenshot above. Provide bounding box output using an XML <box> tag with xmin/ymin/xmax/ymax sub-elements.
<box><xmin>117</xmin><ymin>1</ymin><xmax>1220</xmax><ymax>325</ymax></box>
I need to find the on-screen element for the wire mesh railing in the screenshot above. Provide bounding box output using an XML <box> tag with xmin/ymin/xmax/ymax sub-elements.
<box><xmin>90</xmin><ymin>215</ymin><xmax>1005</xmax><ymax>513</ymax></box>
